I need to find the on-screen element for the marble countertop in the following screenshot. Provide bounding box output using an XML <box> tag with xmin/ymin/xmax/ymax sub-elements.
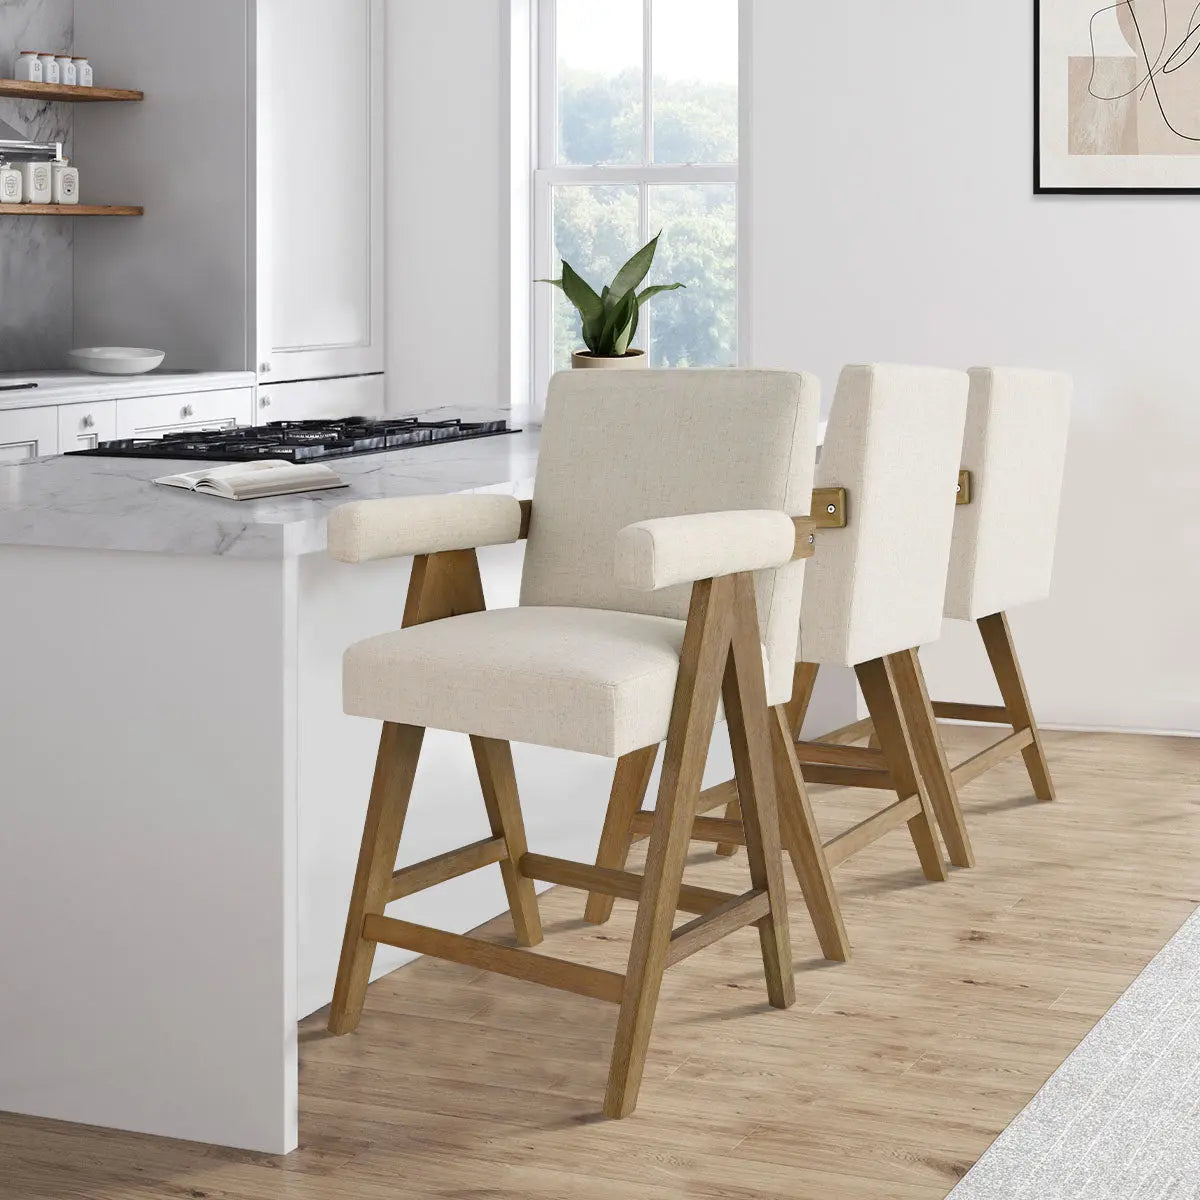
<box><xmin>0</xmin><ymin>430</ymin><xmax>540</xmax><ymax>560</ymax></box>
<box><xmin>0</xmin><ymin>370</ymin><xmax>257</xmax><ymax>411</ymax></box>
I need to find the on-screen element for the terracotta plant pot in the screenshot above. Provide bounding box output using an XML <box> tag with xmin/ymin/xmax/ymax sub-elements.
<box><xmin>571</xmin><ymin>349</ymin><xmax>648</xmax><ymax>370</ymax></box>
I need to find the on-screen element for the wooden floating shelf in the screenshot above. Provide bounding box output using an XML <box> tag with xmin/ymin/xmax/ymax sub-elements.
<box><xmin>0</xmin><ymin>204</ymin><xmax>143</xmax><ymax>216</ymax></box>
<box><xmin>0</xmin><ymin>79</ymin><xmax>143</xmax><ymax>102</ymax></box>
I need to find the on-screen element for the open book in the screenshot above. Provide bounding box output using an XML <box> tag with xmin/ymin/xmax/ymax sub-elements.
<box><xmin>153</xmin><ymin>460</ymin><xmax>348</xmax><ymax>502</ymax></box>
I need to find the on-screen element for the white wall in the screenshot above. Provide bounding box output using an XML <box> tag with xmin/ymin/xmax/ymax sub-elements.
<box><xmin>386</xmin><ymin>1</ymin><xmax>510</xmax><ymax>416</ymax></box>
<box><xmin>747</xmin><ymin>1</ymin><xmax>1200</xmax><ymax>735</ymax></box>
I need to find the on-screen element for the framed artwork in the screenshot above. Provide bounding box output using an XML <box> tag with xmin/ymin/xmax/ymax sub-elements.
<box><xmin>1036</xmin><ymin>0</ymin><xmax>1200</xmax><ymax>193</ymax></box>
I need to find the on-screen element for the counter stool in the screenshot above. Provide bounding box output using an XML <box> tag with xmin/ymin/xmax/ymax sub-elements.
<box><xmin>326</xmin><ymin>369</ymin><xmax>839</xmax><ymax>1118</ymax></box>
<box><xmin>778</xmin><ymin>364</ymin><xmax>976</xmax><ymax>874</ymax></box>
<box><xmin>586</xmin><ymin>365</ymin><xmax>972</xmax><ymax>956</ymax></box>
<box><xmin>925</xmin><ymin>367</ymin><xmax>1072</xmax><ymax>801</ymax></box>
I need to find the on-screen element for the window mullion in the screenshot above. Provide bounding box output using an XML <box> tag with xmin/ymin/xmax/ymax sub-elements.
<box><xmin>535</xmin><ymin>165</ymin><xmax>737</xmax><ymax>185</ymax></box>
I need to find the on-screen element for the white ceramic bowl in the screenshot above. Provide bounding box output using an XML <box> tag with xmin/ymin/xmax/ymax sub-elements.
<box><xmin>67</xmin><ymin>347</ymin><xmax>166</xmax><ymax>375</ymax></box>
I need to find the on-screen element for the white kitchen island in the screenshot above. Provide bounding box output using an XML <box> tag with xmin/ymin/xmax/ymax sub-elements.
<box><xmin>0</xmin><ymin>429</ymin><xmax>854</xmax><ymax>1154</ymax></box>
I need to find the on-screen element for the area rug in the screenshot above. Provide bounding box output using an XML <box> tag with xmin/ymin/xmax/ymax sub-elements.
<box><xmin>949</xmin><ymin>907</ymin><xmax>1200</xmax><ymax>1199</ymax></box>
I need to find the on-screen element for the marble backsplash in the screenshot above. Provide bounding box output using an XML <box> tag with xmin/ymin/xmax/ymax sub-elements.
<box><xmin>0</xmin><ymin>0</ymin><xmax>73</xmax><ymax>371</ymax></box>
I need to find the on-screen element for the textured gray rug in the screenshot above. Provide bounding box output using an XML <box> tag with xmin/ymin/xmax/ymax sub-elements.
<box><xmin>949</xmin><ymin>908</ymin><xmax>1200</xmax><ymax>1199</ymax></box>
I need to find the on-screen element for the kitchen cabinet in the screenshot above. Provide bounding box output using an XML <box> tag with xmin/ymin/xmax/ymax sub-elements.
<box><xmin>0</xmin><ymin>406</ymin><xmax>59</xmax><ymax>462</ymax></box>
<box><xmin>255</xmin><ymin>374</ymin><xmax>385</xmax><ymax>425</ymax></box>
<box><xmin>73</xmin><ymin>1</ymin><xmax>386</xmax><ymax>396</ymax></box>
<box><xmin>58</xmin><ymin>401</ymin><xmax>117</xmax><ymax>452</ymax></box>
<box><xmin>115</xmin><ymin>389</ymin><xmax>255</xmax><ymax>440</ymax></box>
<box><xmin>257</xmin><ymin>0</ymin><xmax>385</xmax><ymax>383</ymax></box>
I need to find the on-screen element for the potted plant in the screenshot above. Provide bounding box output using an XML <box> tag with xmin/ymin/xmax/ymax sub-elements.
<box><xmin>539</xmin><ymin>233</ymin><xmax>684</xmax><ymax>369</ymax></box>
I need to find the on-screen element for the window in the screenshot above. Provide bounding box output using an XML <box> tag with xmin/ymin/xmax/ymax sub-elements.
<box><xmin>532</xmin><ymin>0</ymin><xmax>740</xmax><ymax>400</ymax></box>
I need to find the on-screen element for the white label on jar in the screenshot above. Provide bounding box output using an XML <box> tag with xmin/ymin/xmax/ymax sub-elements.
<box><xmin>2</xmin><ymin>174</ymin><xmax>19</xmax><ymax>200</ymax></box>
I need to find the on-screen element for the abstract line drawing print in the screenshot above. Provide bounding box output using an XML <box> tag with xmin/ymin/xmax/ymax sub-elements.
<box><xmin>1069</xmin><ymin>0</ymin><xmax>1200</xmax><ymax>155</ymax></box>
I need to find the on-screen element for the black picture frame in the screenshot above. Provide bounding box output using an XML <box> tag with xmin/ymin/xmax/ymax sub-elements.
<box><xmin>1034</xmin><ymin>0</ymin><xmax>1200</xmax><ymax>195</ymax></box>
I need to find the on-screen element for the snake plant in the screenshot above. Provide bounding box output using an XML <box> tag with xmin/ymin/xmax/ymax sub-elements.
<box><xmin>539</xmin><ymin>233</ymin><xmax>684</xmax><ymax>357</ymax></box>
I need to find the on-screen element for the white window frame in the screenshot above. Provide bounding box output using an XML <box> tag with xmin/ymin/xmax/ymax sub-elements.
<box><xmin>529</xmin><ymin>0</ymin><xmax>745</xmax><ymax>416</ymax></box>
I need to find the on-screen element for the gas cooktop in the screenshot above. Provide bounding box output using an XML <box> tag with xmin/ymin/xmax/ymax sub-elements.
<box><xmin>67</xmin><ymin>416</ymin><xmax>517</xmax><ymax>464</ymax></box>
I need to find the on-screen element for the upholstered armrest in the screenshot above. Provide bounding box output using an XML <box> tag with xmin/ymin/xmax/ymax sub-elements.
<box><xmin>328</xmin><ymin>494</ymin><xmax>524</xmax><ymax>564</ymax></box>
<box><xmin>615</xmin><ymin>510</ymin><xmax>800</xmax><ymax>592</ymax></box>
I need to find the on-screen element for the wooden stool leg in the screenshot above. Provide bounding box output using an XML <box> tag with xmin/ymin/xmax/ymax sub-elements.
<box><xmin>471</xmin><ymin>736</ymin><xmax>543</xmax><ymax>947</ymax></box>
<box><xmin>770</xmin><ymin>706</ymin><xmax>851</xmax><ymax>961</ymax></box>
<box><xmin>978</xmin><ymin>612</ymin><xmax>1056</xmax><ymax>802</ymax></box>
<box><xmin>717</xmin><ymin>660</ymin><xmax>819</xmax><ymax>856</ymax></box>
<box><xmin>713</xmin><ymin>797</ymin><xmax>743</xmax><ymax>856</ymax></box>
<box><xmin>786</xmin><ymin>661</ymin><xmax>820</xmax><ymax>740</ymax></box>
<box><xmin>605</xmin><ymin>577</ymin><xmax>732</xmax><ymax>1119</ymax></box>
<box><xmin>855</xmin><ymin>658</ymin><xmax>947</xmax><ymax>882</ymax></box>
<box><xmin>329</xmin><ymin>721</ymin><xmax>425</xmax><ymax>1035</ymax></box>
<box><xmin>723</xmin><ymin>573</ymin><xmax>794</xmax><ymax>1009</ymax></box>
<box><xmin>583</xmin><ymin>746</ymin><xmax>658</xmax><ymax>924</ymax></box>
<box><xmin>889</xmin><ymin>648</ymin><xmax>975</xmax><ymax>869</ymax></box>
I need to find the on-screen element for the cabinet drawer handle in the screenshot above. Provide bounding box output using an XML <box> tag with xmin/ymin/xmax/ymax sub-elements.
<box><xmin>260</xmin><ymin>395</ymin><xmax>271</xmax><ymax>409</ymax></box>
<box><xmin>81</xmin><ymin>414</ymin><xmax>94</xmax><ymax>429</ymax></box>
<box><xmin>180</xmin><ymin>404</ymin><xmax>194</xmax><ymax>418</ymax></box>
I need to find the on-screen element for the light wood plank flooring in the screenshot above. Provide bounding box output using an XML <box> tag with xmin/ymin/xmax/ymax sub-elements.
<box><xmin>3</xmin><ymin>728</ymin><xmax>1199</xmax><ymax>1200</ymax></box>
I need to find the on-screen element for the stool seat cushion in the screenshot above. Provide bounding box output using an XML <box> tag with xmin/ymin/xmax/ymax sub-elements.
<box><xmin>343</xmin><ymin>606</ymin><xmax>766</xmax><ymax>759</ymax></box>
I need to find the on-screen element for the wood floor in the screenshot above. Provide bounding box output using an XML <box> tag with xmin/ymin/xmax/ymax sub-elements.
<box><xmin>3</xmin><ymin>728</ymin><xmax>1199</xmax><ymax>1200</ymax></box>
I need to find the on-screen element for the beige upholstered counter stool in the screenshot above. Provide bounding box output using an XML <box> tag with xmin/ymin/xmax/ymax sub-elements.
<box><xmin>924</xmin><ymin>366</ymin><xmax>1073</xmax><ymax>802</ymax></box>
<box><xmin>779</xmin><ymin>364</ymin><xmax>976</xmax><ymax>876</ymax></box>
<box><xmin>325</xmin><ymin>369</ymin><xmax>841</xmax><ymax>1118</ymax></box>
<box><xmin>586</xmin><ymin>364</ymin><xmax>972</xmax><ymax>957</ymax></box>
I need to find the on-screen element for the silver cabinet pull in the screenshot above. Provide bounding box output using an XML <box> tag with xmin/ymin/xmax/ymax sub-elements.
<box><xmin>180</xmin><ymin>404</ymin><xmax>194</xmax><ymax>418</ymax></box>
<box><xmin>260</xmin><ymin>395</ymin><xmax>271</xmax><ymax>409</ymax></box>
<box><xmin>81</xmin><ymin>414</ymin><xmax>94</xmax><ymax>429</ymax></box>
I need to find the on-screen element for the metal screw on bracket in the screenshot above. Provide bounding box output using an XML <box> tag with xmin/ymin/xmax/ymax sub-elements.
<box><xmin>827</xmin><ymin>504</ymin><xmax>836</xmax><ymax>514</ymax></box>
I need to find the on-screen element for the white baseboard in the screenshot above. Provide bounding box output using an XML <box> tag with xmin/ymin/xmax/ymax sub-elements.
<box><xmin>938</xmin><ymin>718</ymin><xmax>1199</xmax><ymax>740</ymax></box>
<box><xmin>1040</xmin><ymin>721</ymin><xmax>1199</xmax><ymax>739</ymax></box>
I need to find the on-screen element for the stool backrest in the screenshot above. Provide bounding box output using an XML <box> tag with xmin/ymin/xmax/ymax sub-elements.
<box><xmin>798</xmin><ymin>364</ymin><xmax>969</xmax><ymax>667</ymax></box>
<box><xmin>521</xmin><ymin>369</ymin><xmax>820</xmax><ymax>707</ymax></box>
<box><xmin>944</xmin><ymin>367</ymin><xmax>1072</xmax><ymax>621</ymax></box>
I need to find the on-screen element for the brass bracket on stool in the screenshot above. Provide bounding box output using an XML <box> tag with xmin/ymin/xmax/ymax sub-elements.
<box><xmin>811</xmin><ymin>488</ymin><xmax>848</xmax><ymax>529</ymax></box>
<box><xmin>957</xmin><ymin>470</ymin><xmax>973</xmax><ymax>505</ymax></box>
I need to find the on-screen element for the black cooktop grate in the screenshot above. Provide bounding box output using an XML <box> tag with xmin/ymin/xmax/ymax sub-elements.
<box><xmin>67</xmin><ymin>416</ymin><xmax>517</xmax><ymax>463</ymax></box>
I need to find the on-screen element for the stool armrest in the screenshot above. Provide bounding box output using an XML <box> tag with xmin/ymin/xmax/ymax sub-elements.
<box><xmin>615</xmin><ymin>510</ymin><xmax>804</xmax><ymax>592</ymax></box>
<box><xmin>328</xmin><ymin>494</ymin><xmax>524</xmax><ymax>564</ymax></box>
